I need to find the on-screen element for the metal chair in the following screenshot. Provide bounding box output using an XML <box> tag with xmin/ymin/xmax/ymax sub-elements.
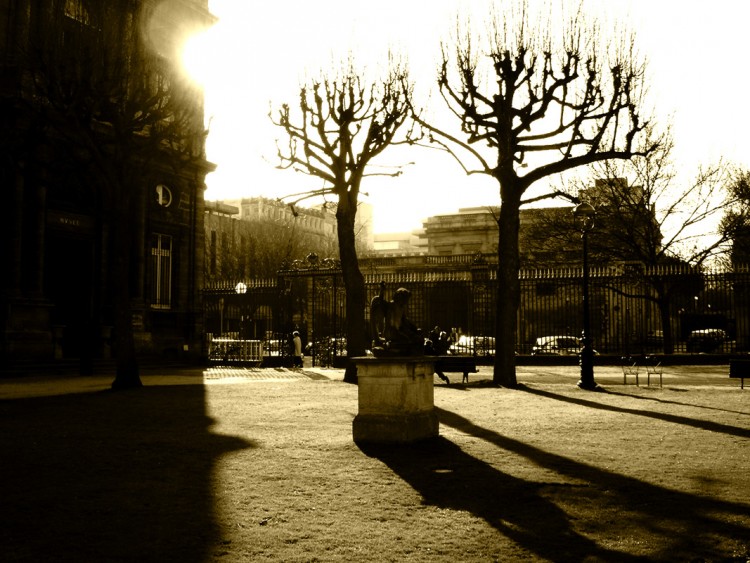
<box><xmin>645</xmin><ymin>356</ymin><xmax>663</xmax><ymax>387</ymax></box>
<box><xmin>621</xmin><ymin>356</ymin><xmax>639</xmax><ymax>386</ymax></box>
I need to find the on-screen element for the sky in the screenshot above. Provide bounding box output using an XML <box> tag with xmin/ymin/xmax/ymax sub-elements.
<box><xmin>183</xmin><ymin>0</ymin><xmax>750</xmax><ymax>234</ymax></box>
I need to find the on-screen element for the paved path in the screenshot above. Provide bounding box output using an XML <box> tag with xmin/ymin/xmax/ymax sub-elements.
<box><xmin>203</xmin><ymin>366</ymin><xmax>335</xmax><ymax>383</ymax></box>
<box><xmin>0</xmin><ymin>367</ymin><xmax>342</xmax><ymax>399</ymax></box>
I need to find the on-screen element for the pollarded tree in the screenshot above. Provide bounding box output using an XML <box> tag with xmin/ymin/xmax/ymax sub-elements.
<box><xmin>271</xmin><ymin>61</ymin><xmax>413</xmax><ymax>383</ymax></box>
<box><xmin>412</xmin><ymin>7</ymin><xmax>658</xmax><ymax>387</ymax></box>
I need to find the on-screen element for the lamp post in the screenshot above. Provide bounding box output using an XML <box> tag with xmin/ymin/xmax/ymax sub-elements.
<box><xmin>572</xmin><ymin>202</ymin><xmax>599</xmax><ymax>390</ymax></box>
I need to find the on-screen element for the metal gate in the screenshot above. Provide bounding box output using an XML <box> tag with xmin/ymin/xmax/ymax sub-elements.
<box><xmin>280</xmin><ymin>266</ymin><xmax>346</xmax><ymax>367</ymax></box>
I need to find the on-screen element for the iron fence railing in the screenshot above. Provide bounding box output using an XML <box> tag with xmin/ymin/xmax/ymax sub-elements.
<box><xmin>202</xmin><ymin>264</ymin><xmax>750</xmax><ymax>362</ymax></box>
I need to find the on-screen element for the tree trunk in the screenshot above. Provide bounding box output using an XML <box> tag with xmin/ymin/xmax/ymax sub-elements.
<box><xmin>110</xmin><ymin>207</ymin><xmax>142</xmax><ymax>390</ymax></box>
<box><xmin>493</xmin><ymin>193</ymin><xmax>521</xmax><ymax>387</ymax></box>
<box><xmin>336</xmin><ymin>193</ymin><xmax>366</xmax><ymax>384</ymax></box>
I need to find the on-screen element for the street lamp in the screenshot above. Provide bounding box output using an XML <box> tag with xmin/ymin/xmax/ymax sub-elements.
<box><xmin>572</xmin><ymin>202</ymin><xmax>600</xmax><ymax>391</ymax></box>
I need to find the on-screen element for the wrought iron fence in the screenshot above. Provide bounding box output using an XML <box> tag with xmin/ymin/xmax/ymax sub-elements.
<box><xmin>202</xmin><ymin>263</ymin><xmax>750</xmax><ymax>363</ymax></box>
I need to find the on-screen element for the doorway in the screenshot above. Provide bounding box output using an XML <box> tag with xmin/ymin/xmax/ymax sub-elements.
<box><xmin>45</xmin><ymin>235</ymin><xmax>95</xmax><ymax>358</ymax></box>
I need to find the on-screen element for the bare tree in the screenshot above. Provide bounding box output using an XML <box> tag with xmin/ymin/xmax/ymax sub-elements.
<box><xmin>584</xmin><ymin>139</ymin><xmax>733</xmax><ymax>267</ymax></box>
<box><xmin>27</xmin><ymin>4</ymin><xmax>209</xmax><ymax>389</ymax></box>
<box><xmin>526</xmin><ymin>129</ymin><xmax>733</xmax><ymax>353</ymax></box>
<box><xmin>720</xmin><ymin>170</ymin><xmax>750</xmax><ymax>265</ymax></box>
<box><xmin>411</xmin><ymin>8</ymin><xmax>657</xmax><ymax>386</ymax></box>
<box><xmin>271</xmin><ymin>61</ymin><xmax>413</xmax><ymax>383</ymax></box>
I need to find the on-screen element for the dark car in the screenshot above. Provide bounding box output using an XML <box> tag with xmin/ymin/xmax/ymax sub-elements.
<box><xmin>687</xmin><ymin>329</ymin><xmax>726</xmax><ymax>353</ymax></box>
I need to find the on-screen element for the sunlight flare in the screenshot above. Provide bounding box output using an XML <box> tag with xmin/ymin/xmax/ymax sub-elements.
<box><xmin>181</xmin><ymin>29</ymin><xmax>215</xmax><ymax>87</ymax></box>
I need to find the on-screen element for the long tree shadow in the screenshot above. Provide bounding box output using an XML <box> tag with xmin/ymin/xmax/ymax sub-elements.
<box><xmin>518</xmin><ymin>384</ymin><xmax>750</xmax><ymax>439</ymax></box>
<box><xmin>431</xmin><ymin>407</ymin><xmax>750</xmax><ymax>561</ymax></box>
<box><xmin>603</xmin><ymin>388</ymin><xmax>749</xmax><ymax>416</ymax></box>
<box><xmin>360</xmin><ymin>437</ymin><xmax>647</xmax><ymax>562</ymax></box>
<box><xmin>0</xmin><ymin>384</ymin><xmax>252</xmax><ymax>562</ymax></box>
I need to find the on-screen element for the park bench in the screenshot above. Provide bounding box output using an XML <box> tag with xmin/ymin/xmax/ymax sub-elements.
<box><xmin>729</xmin><ymin>359</ymin><xmax>750</xmax><ymax>389</ymax></box>
<box><xmin>434</xmin><ymin>355</ymin><xmax>478</xmax><ymax>384</ymax></box>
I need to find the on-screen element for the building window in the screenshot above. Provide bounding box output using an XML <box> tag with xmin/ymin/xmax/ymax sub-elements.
<box><xmin>150</xmin><ymin>233</ymin><xmax>172</xmax><ymax>309</ymax></box>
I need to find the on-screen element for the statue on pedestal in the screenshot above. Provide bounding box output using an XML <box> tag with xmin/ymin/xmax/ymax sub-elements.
<box><xmin>369</xmin><ymin>282</ymin><xmax>424</xmax><ymax>356</ymax></box>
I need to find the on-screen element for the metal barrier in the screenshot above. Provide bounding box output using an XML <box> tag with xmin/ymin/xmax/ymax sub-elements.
<box><xmin>207</xmin><ymin>335</ymin><xmax>263</xmax><ymax>365</ymax></box>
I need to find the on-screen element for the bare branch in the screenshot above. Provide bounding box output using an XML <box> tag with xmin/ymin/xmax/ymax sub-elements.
<box><xmin>520</xmin><ymin>189</ymin><xmax>577</xmax><ymax>207</ymax></box>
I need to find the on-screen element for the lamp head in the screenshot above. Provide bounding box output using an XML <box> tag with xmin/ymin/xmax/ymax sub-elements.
<box><xmin>572</xmin><ymin>202</ymin><xmax>596</xmax><ymax>232</ymax></box>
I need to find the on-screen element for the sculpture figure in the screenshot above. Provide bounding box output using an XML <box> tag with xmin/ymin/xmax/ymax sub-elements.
<box><xmin>370</xmin><ymin>282</ymin><xmax>424</xmax><ymax>356</ymax></box>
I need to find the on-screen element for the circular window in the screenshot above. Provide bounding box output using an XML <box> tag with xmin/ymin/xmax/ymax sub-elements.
<box><xmin>155</xmin><ymin>184</ymin><xmax>172</xmax><ymax>207</ymax></box>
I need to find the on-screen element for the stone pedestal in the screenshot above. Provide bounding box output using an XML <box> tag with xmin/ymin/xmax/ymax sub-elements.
<box><xmin>352</xmin><ymin>357</ymin><xmax>439</xmax><ymax>444</ymax></box>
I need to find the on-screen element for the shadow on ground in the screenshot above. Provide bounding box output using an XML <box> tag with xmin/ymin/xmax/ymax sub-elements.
<box><xmin>0</xmin><ymin>384</ymin><xmax>251</xmax><ymax>562</ymax></box>
<box><xmin>518</xmin><ymin>384</ymin><xmax>750</xmax><ymax>439</ymax></box>
<box><xmin>360</xmin><ymin>407</ymin><xmax>750</xmax><ymax>562</ymax></box>
<box><xmin>595</xmin><ymin>387</ymin><xmax>749</xmax><ymax>416</ymax></box>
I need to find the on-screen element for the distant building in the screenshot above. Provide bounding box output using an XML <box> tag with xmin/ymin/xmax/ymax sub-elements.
<box><xmin>420</xmin><ymin>207</ymin><xmax>499</xmax><ymax>256</ymax></box>
<box><xmin>225</xmin><ymin>197</ymin><xmax>337</xmax><ymax>246</ymax></box>
<box><xmin>206</xmin><ymin>178</ymin><xmax>659</xmax><ymax>281</ymax></box>
<box><xmin>204</xmin><ymin>197</ymin><xmax>374</xmax><ymax>279</ymax></box>
<box><xmin>416</xmin><ymin>205</ymin><xmax>572</xmax><ymax>265</ymax></box>
<box><xmin>204</xmin><ymin>197</ymin><xmax>378</xmax><ymax>280</ymax></box>
<box><xmin>371</xmin><ymin>232</ymin><xmax>426</xmax><ymax>255</ymax></box>
<box><xmin>204</xmin><ymin>201</ymin><xmax>246</xmax><ymax>282</ymax></box>
<box><xmin>412</xmin><ymin>178</ymin><xmax>657</xmax><ymax>268</ymax></box>
<box><xmin>352</xmin><ymin>200</ymin><xmax>375</xmax><ymax>252</ymax></box>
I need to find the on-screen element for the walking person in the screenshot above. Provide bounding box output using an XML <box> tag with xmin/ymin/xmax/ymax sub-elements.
<box><xmin>432</xmin><ymin>331</ymin><xmax>451</xmax><ymax>384</ymax></box>
<box><xmin>292</xmin><ymin>331</ymin><xmax>303</xmax><ymax>368</ymax></box>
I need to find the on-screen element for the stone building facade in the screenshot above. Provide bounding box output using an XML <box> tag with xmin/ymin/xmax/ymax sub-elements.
<box><xmin>0</xmin><ymin>0</ymin><xmax>215</xmax><ymax>366</ymax></box>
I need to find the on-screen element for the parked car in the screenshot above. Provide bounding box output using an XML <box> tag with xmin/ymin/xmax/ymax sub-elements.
<box><xmin>449</xmin><ymin>335</ymin><xmax>495</xmax><ymax>356</ymax></box>
<box><xmin>531</xmin><ymin>335</ymin><xmax>583</xmax><ymax>356</ymax></box>
<box><xmin>687</xmin><ymin>329</ymin><xmax>727</xmax><ymax>353</ymax></box>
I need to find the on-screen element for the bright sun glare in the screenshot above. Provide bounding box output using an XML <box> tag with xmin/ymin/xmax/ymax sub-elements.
<box><xmin>178</xmin><ymin>1</ymin><xmax>750</xmax><ymax>235</ymax></box>
<box><xmin>181</xmin><ymin>30</ymin><xmax>214</xmax><ymax>87</ymax></box>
